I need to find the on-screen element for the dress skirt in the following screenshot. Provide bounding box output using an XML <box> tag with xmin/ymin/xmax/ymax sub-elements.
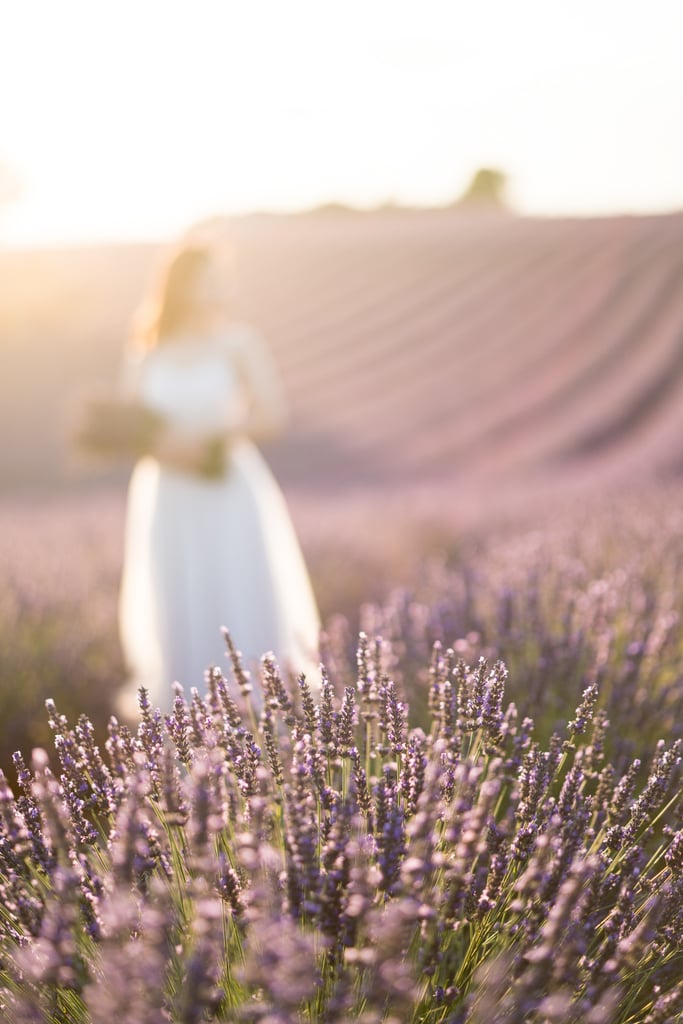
<box><xmin>118</xmin><ymin>436</ymin><xmax>321</xmax><ymax>717</ymax></box>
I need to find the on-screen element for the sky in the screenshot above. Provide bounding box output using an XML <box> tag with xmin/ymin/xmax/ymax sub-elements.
<box><xmin>1</xmin><ymin>0</ymin><xmax>682</xmax><ymax>247</ymax></box>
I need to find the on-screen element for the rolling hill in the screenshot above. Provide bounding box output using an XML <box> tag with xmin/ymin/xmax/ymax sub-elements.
<box><xmin>2</xmin><ymin>207</ymin><xmax>683</xmax><ymax>502</ymax></box>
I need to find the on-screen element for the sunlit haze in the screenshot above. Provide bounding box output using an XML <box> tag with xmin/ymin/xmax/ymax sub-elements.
<box><xmin>1</xmin><ymin>0</ymin><xmax>682</xmax><ymax>247</ymax></box>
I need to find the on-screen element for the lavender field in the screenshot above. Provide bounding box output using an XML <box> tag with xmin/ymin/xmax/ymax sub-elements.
<box><xmin>3</xmin><ymin>504</ymin><xmax>683</xmax><ymax>1022</ymax></box>
<box><xmin>3</xmin><ymin>209</ymin><xmax>683</xmax><ymax>1020</ymax></box>
<box><xmin>2</xmin><ymin>481</ymin><xmax>683</xmax><ymax>1019</ymax></box>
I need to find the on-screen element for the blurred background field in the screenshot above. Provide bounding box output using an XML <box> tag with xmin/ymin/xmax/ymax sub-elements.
<box><xmin>3</xmin><ymin>207</ymin><xmax>683</xmax><ymax>774</ymax></box>
<box><xmin>4</xmin><ymin>209</ymin><xmax>683</xmax><ymax>495</ymax></box>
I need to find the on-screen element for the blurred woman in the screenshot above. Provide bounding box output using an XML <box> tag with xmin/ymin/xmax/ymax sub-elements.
<box><xmin>116</xmin><ymin>241</ymin><xmax>321</xmax><ymax>716</ymax></box>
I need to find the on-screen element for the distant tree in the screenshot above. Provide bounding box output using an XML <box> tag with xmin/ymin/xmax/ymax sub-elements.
<box><xmin>456</xmin><ymin>167</ymin><xmax>508</xmax><ymax>209</ymax></box>
<box><xmin>307</xmin><ymin>201</ymin><xmax>358</xmax><ymax>216</ymax></box>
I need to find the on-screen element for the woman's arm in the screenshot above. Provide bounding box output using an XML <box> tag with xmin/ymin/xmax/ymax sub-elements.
<box><xmin>233</xmin><ymin>327</ymin><xmax>290</xmax><ymax>441</ymax></box>
<box><xmin>153</xmin><ymin>325</ymin><xmax>290</xmax><ymax>475</ymax></box>
<box><xmin>112</xmin><ymin>328</ymin><xmax>289</xmax><ymax>475</ymax></box>
<box><xmin>119</xmin><ymin>345</ymin><xmax>226</xmax><ymax>476</ymax></box>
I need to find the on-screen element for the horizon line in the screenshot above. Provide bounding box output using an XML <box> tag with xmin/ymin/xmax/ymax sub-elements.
<box><xmin>2</xmin><ymin>200</ymin><xmax>682</xmax><ymax>254</ymax></box>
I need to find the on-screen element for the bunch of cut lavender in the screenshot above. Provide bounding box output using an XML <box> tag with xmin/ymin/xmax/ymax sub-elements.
<box><xmin>1</xmin><ymin>634</ymin><xmax>683</xmax><ymax>1023</ymax></box>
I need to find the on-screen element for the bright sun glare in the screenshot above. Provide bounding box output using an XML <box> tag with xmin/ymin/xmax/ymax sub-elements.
<box><xmin>1</xmin><ymin>0</ymin><xmax>682</xmax><ymax>247</ymax></box>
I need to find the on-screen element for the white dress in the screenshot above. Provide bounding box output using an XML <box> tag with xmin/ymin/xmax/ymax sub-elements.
<box><xmin>117</xmin><ymin>322</ymin><xmax>321</xmax><ymax>717</ymax></box>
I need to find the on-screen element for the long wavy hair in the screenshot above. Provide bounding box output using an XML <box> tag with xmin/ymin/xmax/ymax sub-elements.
<box><xmin>132</xmin><ymin>244</ymin><xmax>217</xmax><ymax>350</ymax></box>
